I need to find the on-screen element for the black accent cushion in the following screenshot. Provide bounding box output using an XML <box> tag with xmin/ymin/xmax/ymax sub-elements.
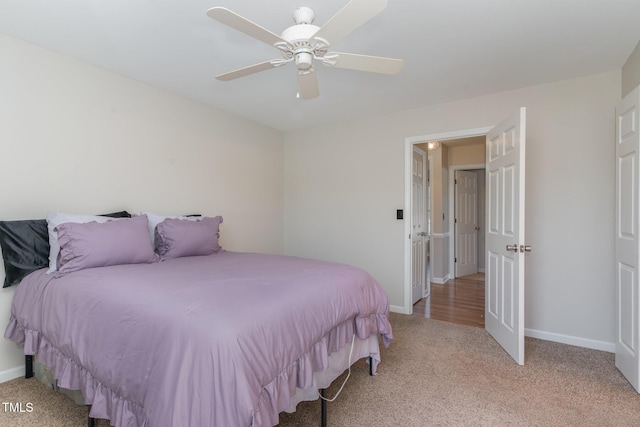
<box><xmin>0</xmin><ymin>211</ymin><xmax>131</xmax><ymax>288</ymax></box>
<box><xmin>101</xmin><ymin>211</ymin><xmax>131</xmax><ymax>219</ymax></box>
<box><xmin>0</xmin><ymin>219</ymin><xmax>49</xmax><ymax>288</ymax></box>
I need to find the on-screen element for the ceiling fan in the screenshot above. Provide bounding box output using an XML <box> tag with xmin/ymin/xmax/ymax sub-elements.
<box><xmin>206</xmin><ymin>0</ymin><xmax>404</xmax><ymax>99</ymax></box>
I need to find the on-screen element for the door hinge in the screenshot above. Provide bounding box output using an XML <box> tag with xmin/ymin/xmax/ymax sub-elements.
<box><xmin>454</xmin><ymin>218</ymin><xmax>457</xmax><ymax>223</ymax></box>
<box><xmin>455</xmin><ymin>179</ymin><xmax>457</xmax><ymax>184</ymax></box>
<box><xmin>455</xmin><ymin>257</ymin><xmax>457</xmax><ymax>262</ymax></box>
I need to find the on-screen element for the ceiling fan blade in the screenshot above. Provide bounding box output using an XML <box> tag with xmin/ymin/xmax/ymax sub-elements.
<box><xmin>297</xmin><ymin>71</ymin><xmax>319</xmax><ymax>100</ymax></box>
<box><xmin>207</xmin><ymin>7</ymin><xmax>287</xmax><ymax>47</ymax></box>
<box><xmin>312</xmin><ymin>0</ymin><xmax>387</xmax><ymax>46</ymax></box>
<box><xmin>324</xmin><ymin>52</ymin><xmax>404</xmax><ymax>74</ymax></box>
<box><xmin>216</xmin><ymin>60</ymin><xmax>280</xmax><ymax>81</ymax></box>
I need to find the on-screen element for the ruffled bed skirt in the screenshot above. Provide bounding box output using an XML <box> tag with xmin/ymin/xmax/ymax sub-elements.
<box><xmin>32</xmin><ymin>356</ymin><xmax>84</xmax><ymax>405</ymax></box>
<box><xmin>5</xmin><ymin>312</ymin><xmax>392</xmax><ymax>427</ymax></box>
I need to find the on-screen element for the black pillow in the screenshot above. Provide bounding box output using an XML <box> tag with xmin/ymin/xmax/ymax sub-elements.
<box><xmin>0</xmin><ymin>211</ymin><xmax>131</xmax><ymax>288</ymax></box>
<box><xmin>0</xmin><ymin>219</ymin><xmax>49</xmax><ymax>288</ymax></box>
<box><xmin>102</xmin><ymin>211</ymin><xmax>131</xmax><ymax>219</ymax></box>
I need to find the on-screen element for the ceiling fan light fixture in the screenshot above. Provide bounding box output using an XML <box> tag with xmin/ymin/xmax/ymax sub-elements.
<box><xmin>295</xmin><ymin>51</ymin><xmax>314</xmax><ymax>70</ymax></box>
<box><xmin>427</xmin><ymin>141</ymin><xmax>440</xmax><ymax>150</ymax></box>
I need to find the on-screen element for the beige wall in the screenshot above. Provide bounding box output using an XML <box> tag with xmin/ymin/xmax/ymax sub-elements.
<box><xmin>622</xmin><ymin>40</ymin><xmax>640</xmax><ymax>97</ymax></box>
<box><xmin>429</xmin><ymin>145</ymin><xmax>448</xmax><ymax>235</ymax></box>
<box><xmin>448</xmin><ymin>143</ymin><xmax>485</xmax><ymax>166</ymax></box>
<box><xmin>284</xmin><ymin>70</ymin><xmax>620</xmax><ymax>349</ymax></box>
<box><xmin>0</xmin><ymin>35</ymin><xmax>285</xmax><ymax>377</ymax></box>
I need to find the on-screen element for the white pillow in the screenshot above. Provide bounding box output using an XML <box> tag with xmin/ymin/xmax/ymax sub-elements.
<box><xmin>140</xmin><ymin>211</ymin><xmax>202</xmax><ymax>247</ymax></box>
<box><xmin>45</xmin><ymin>211</ymin><xmax>116</xmax><ymax>273</ymax></box>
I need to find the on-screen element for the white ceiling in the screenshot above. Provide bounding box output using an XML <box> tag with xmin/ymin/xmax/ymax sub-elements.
<box><xmin>1</xmin><ymin>0</ymin><xmax>639</xmax><ymax>132</ymax></box>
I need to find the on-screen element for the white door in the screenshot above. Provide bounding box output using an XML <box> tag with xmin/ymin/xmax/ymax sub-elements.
<box><xmin>455</xmin><ymin>170</ymin><xmax>479</xmax><ymax>277</ymax></box>
<box><xmin>615</xmin><ymin>86</ymin><xmax>640</xmax><ymax>392</ymax></box>
<box><xmin>411</xmin><ymin>146</ymin><xmax>427</xmax><ymax>305</ymax></box>
<box><xmin>485</xmin><ymin>107</ymin><xmax>527</xmax><ymax>365</ymax></box>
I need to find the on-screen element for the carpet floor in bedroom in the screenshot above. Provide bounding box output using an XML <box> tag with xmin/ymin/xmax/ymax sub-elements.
<box><xmin>1</xmin><ymin>312</ymin><xmax>639</xmax><ymax>426</ymax></box>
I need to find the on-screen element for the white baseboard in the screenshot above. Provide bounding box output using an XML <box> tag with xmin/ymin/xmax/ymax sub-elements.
<box><xmin>431</xmin><ymin>277</ymin><xmax>447</xmax><ymax>285</ymax></box>
<box><xmin>478</xmin><ymin>268</ymin><xmax>486</xmax><ymax>273</ymax></box>
<box><xmin>0</xmin><ymin>365</ymin><xmax>24</xmax><ymax>384</ymax></box>
<box><xmin>390</xmin><ymin>304</ymin><xmax>410</xmax><ymax>315</ymax></box>
<box><xmin>525</xmin><ymin>328</ymin><xmax>615</xmax><ymax>353</ymax></box>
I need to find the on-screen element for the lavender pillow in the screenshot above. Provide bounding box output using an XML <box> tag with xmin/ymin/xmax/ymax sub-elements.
<box><xmin>140</xmin><ymin>211</ymin><xmax>203</xmax><ymax>247</ymax></box>
<box><xmin>55</xmin><ymin>215</ymin><xmax>158</xmax><ymax>275</ymax></box>
<box><xmin>155</xmin><ymin>216</ymin><xmax>223</xmax><ymax>260</ymax></box>
<box><xmin>46</xmin><ymin>210</ymin><xmax>131</xmax><ymax>273</ymax></box>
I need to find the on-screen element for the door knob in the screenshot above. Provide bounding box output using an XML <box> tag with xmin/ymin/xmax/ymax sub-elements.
<box><xmin>520</xmin><ymin>244</ymin><xmax>532</xmax><ymax>253</ymax></box>
<box><xmin>506</xmin><ymin>244</ymin><xmax>518</xmax><ymax>252</ymax></box>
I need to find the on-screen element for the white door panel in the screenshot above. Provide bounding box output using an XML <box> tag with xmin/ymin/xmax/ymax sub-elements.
<box><xmin>485</xmin><ymin>107</ymin><xmax>526</xmax><ymax>366</ymax></box>
<box><xmin>411</xmin><ymin>147</ymin><xmax>427</xmax><ymax>305</ymax></box>
<box><xmin>455</xmin><ymin>170</ymin><xmax>478</xmax><ymax>277</ymax></box>
<box><xmin>616</xmin><ymin>86</ymin><xmax>640</xmax><ymax>392</ymax></box>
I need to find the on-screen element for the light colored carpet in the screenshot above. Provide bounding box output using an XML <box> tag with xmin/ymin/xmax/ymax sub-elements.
<box><xmin>1</xmin><ymin>313</ymin><xmax>639</xmax><ymax>426</ymax></box>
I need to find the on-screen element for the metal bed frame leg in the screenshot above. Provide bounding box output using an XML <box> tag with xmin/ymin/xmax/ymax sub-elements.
<box><xmin>25</xmin><ymin>355</ymin><xmax>33</xmax><ymax>379</ymax></box>
<box><xmin>88</xmin><ymin>406</ymin><xmax>95</xmax><ymax>427</ymax></box>
<box><xmin>26</xmin><ymin>354</ymin><xmax>96</xmax><ymax>427</ymax></box>
<box><xmin>320</xmin><ymin>389</ymin><xmax>327</xmax><ymax>427</ymax></box>
<box><xmin>317</xmin><ymin>356</ymin><xmax>375</xmax><ymax>425</ymax></box>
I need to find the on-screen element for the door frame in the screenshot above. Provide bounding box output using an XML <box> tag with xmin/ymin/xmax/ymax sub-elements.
<box><xmin>449</xmin><ymin>164</ymin><xmax>485</xmax><ymax>278</ymax></box>
<box><xmin>403</xmin><ymin>127</ymin><xmax>492</xmax><ymax>314</ymax></box>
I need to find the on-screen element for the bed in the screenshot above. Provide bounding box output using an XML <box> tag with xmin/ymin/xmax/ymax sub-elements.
<box><xmin>1</xmin><ymin>212</ymin><xmax>393</xmax><ymax>427</ymax></box>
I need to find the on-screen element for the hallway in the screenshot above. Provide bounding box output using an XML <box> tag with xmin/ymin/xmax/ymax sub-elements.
<box><xmin>412</xmin><ymin>273</ymin><xmax>485</xmax><ymax>328</ymax></box>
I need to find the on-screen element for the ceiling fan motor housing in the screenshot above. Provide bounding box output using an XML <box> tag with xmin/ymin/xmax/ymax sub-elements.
<box><xmin>280</xmin><ymin>21</ymin><xmax>324</xmax><ymax>72</ymax></box>
<box><xmin>280</xmin><ymin>23</ymin><xmax>320</xmax><ymax>44</ymax></box>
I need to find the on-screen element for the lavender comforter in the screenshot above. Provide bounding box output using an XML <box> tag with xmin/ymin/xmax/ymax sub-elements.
<box><xmin>4</xmin><ymin>252</ymin><xmax>392</xmax><ymax>427</ymax></box>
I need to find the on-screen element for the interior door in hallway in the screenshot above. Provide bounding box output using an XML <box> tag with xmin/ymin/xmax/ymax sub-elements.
<box><xmin>455</xmin><ymin>170</ymin><xmax>478</xmax><ymax>277</ymax></box>
<box><xmin>615</xmin><ymin>85</ymin><xmax>640</xmax><ymax>392</ymax></box>
<box><xmin>411</xmin><ymin>146</ymin><xmax>427</xmax><ymax>304</ymax></box>
<box><xmin>485</xmin><ymin>107</ymin><xmax>527</xmax><ymax>365</ymax></box>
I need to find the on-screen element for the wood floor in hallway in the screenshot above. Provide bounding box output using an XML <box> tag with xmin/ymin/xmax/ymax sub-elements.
<box><xmin>412</xmin><ymin>273</ymin><xmax>485</xmax><ymax>328</ymax></box>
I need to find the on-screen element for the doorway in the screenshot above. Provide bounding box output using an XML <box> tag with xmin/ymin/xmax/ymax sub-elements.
<box><xmin>414</xmin><ymin>137</ymin><xmax>486</xmax><ymax>327</ymax></box>
<box><xmin>404</xmin><ymin>129</ymin><xmax>491</xmax><ymax>326</ymax></box>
